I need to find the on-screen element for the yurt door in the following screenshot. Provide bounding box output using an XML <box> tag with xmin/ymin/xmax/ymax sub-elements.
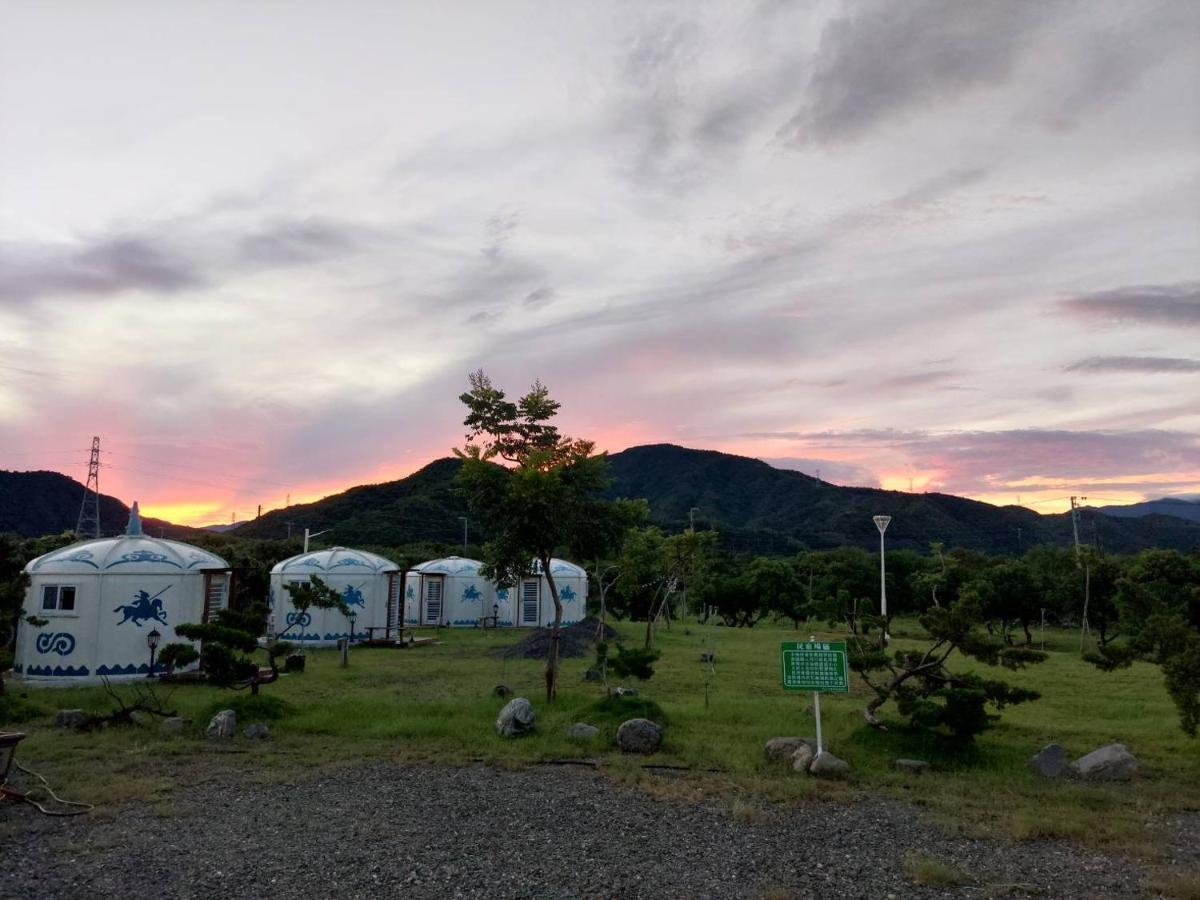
<box><xmin>202</xmin><ymin>573</ymin><xmax>229</xmax><ymax>622</ymax></box>
<box><xmin>386</xmin><ymin>573</ymin><xmax>402</xmax><ymax>637</ymax></box>
<box><xmin>422</xmin><ymin>576</ymin><xmax>444</xmax><ymax>626</ymax></box>
<box><xmin>519</xmin><ymin>579</ymin><xmax>540</xmax><ymax>627</ymax></box>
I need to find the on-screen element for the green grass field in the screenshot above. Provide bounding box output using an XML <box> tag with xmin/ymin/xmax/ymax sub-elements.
<box><xmin>5</xmin><ymin>618</ymin><xmax>1198</xmax><ymax>854</ymax></box>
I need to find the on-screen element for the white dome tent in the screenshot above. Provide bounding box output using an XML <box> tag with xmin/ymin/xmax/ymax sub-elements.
<box><xmin>404</xmin><ymin>556</ymin><xmax>589</xmax><ymax>628</ymax></box>
<box><xmin>404</xmin><ymin>557</ymin><xmax>497</xmax><ymax>628</ymax></box>
<box><xmin>269</xmin><ymin>547</ymin><xmax>402</xmax><ymax>646</ymax></box>
<box><xmin>13</xmin><ymin>503</ymin><xmax>231</xmax><ymax>684</ymax></box>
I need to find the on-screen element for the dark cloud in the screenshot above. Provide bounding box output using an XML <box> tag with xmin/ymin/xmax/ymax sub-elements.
<box><xmin>524</xmin><ymin>287</ymin><xmax>555</xmax><ymax>308</ymax></box>
<box><xmin>237</xmin><ymin>218</ymin><xmax>358</xmax><ymax>266</ymax></box>
<box><xmin>779</xmin><ymin>0</ymin><xmax>1061</xmax><ymax>145</ymax></box>
<box><xmin>1059</xmin><ymin>283</ymin><xmax>1200</xmax><ymax>327</ymax></box>
<box><xmin>878</xmin><ymin>369</ymin><xmax>963</xmax><ymax>389</ymax></box>
<box><xmin>760</xmin><ymin>456</ymin><xmax>881</xmax><ymax>487</ymax></box>
<box><xmin>1066</xmin><ymin>356</ymin><xmax>1200</xmax><ymax>374</ymax></box>
<box><xmin>0</xmin><ymin>237</ymin><xmax>204</xmax><ymax>305</ymax></box>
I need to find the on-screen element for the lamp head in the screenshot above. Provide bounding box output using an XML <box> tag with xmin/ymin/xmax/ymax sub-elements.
<box><xmin>147</xmin><ymin>628</ymin><xmax>162</xmax><ymax>650</ymax></box>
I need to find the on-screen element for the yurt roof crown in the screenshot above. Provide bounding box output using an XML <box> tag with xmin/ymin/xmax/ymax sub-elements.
<box><xmin>26</xmin><ymin>502</ymin><xmax>230</xmax><ymax>575</ymax></box>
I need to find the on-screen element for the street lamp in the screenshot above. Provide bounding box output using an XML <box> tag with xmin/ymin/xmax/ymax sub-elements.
<box><xmin>873</xmin><ymin>516</ymin><xmax>891</xmax><ymax>644</ymax></box>
<box><xmin>303</xmin><ymin>528</ymin><xmax>332</xmax><ymax>553</ymax></box>
<box><xmin>347</xmin><ymin>611</ymin><xmax>357</xmax><ymax>644</ymax></box>
<box><xmin>147</xmin><ymin>628</ymin><xmax>162</xmax><ymax>677</ymax></box>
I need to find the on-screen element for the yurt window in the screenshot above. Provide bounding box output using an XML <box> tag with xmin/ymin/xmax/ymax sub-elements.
<box><xmin>41</xmin><ymin>584</ymin><xmax>77</xmax><ymax>613</ymax></box>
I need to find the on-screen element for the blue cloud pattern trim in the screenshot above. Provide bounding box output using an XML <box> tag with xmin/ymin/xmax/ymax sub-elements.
<box><xmin>96</xmin><ymin>663</ymin><xmax>165</xmax><ymax>676</ymax></box>
<box><xmin>106</xmin><ymin>550</ymin><xmax>181</xmax><ymax>569</ymax></box>
<box><xmin>25</xmin><ymin>664</ymin><xmax>90</xmax><ymax>677</ymax></box>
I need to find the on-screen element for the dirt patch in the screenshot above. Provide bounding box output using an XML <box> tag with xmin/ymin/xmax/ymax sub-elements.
<box><xmin>491</xmin><ymin>616</ymin><xmax>617</xmax><ymax>659</ymax></box>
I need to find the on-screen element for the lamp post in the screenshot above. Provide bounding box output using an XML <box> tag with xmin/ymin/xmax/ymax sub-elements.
<box><xmin>347</xmin><ymin>611</ymin><xmax>357</xmax><ymax>644</ymax></box>
<box><xmin>303</xmin><ymin>528</ymin><xmax>332</xmax><ymax>553</ymax></box>
<box><xmin>493</xmin><ymin>602</ymin><xmax>499</xmax><ymax>627</ymax></box>
<box><xmin>147</xmin><ymin>628</ymin><xmax>162</xmax><ymax>677</ymax></box>
<box><xmin>873</xmin><ymin>516</ymin><xmax>891</xmax><ymax>644</ymax></box>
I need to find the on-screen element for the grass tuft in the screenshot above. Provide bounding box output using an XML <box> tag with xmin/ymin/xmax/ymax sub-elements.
<box><xmin>902</xmin><ymin>851</ymin><xmax>973</xmax><ymax>886</ymax></box>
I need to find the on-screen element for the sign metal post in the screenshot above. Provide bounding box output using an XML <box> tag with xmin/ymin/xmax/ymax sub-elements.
<box><xmin>781</xmin><ymin>636</ymin><xmax>849</xmax><ymax>757</ymax></box>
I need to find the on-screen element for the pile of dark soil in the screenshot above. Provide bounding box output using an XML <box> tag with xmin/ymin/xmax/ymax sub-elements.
<box><xmin>491</xmin><ymin>616</ymin><xmax>617</xmax><ymax>659</ymax></box>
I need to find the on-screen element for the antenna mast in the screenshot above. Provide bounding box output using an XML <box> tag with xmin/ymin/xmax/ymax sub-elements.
<box><xmin>75</xmin><ymin>436</ymin><xmax>102</xmax><ymax>539</ymax></box>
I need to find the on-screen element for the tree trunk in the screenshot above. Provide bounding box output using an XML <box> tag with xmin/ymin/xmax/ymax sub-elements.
<box><xmin>543</xmin><ymin>555</ymin><xmax>562</xmax><ymax>703</ymax></box>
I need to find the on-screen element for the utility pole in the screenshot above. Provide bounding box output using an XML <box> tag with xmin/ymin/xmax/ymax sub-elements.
<box><xmin>285</xmin><ymin>521</ymin><xmax>294</xmax><ymax>539</ymax></box>
<box><xmin>257</xmin><ymin>504</ymin><xmax>262</xmax><ymax>519</ymax></box>
<box><xmin>75</xmin><ymin>436</ymin><xmax>102</xmax><ymax>539</ymax></box>
<box><xmin>689</xmin><ymin>507</ymin><xmax>698</xmax><ymax>531</ymax></box>
<box><xmin>1017</xmin><ymin>526</ymin><xmax>1023</xmax><ymax>552</ymax></box>
<box><xmin>1070</xmin><ymin>496</ymin><xmax>1087</xmax><ymax>566</ymax></box>
<box><xmin>458</xmin><ymin>516</ymin><xmax>468</xmax><ymax>551</ymax></box>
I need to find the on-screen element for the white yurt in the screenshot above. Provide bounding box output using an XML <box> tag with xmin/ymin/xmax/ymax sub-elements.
<box><xmin>403</xmin><ymin>557</ymin><xmax>497</xmax><ymax>628</ymax></box>
<box><xmin>404</xmin><ymin>556</ymin><xmax>589</xmax><ymax>628</ymax></box>
<box><xmin>13</xmin><ymin>503</ymin><xmax>231</xmax><ymax>684</ymax></box>
<box><xmin>269</xmin><ymin>547</ymin><xmax>402</xmax><ymax>646</ymax></box>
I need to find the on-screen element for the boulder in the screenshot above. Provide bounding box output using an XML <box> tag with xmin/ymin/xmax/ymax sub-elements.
<box><xmin>284</xmin><ymin>653</ymin><xmax>305</xmax><ymax>672</ymax></box>
<box><xmin>617</xmin><ymin>718</ymin><xmax>663</xmax><ymax>754</ymax></box>
<box><xmin>159</xmin><ymin>717</ymin><xmax>189</xmax><ymax>736</ymax></box>
<box><xmin>1071</xmin><ymin>743</ymin><xmax>1137</xmax><ymax>782</ymax></box>
<box><xmin>1029</xmin><ymin>743</ymin><xmax>1069</xmax><ymax>778</ymax></box>
<box><xmin>493</xmin><ymin>684</ymin><xmax>512</xmax><ymax>698</ymax></box>
<box><xmin>206</xmin><ymin>709</ymin><xmax>237</xmax><ymax>740</ymax></box>
<box><xmin>568</xmin><ymin>723</ymin><xmax>600</xmax><ymax>741</ymax></box>
<box><xmin>495</xmin><ymin>698</ymin><xmax>535</xmax><ymax>737</ymax></box>
<box><xmin>244</xmin><ymin>723</ymin><xmax>272</xmax><ymax>740</ymax></box>
<box><xmin>764</xmin><ymin>737</ymin><xmax>817</xmax><ymax>762</ymax></box>
<box><xmin>55</xmin><ymin>709</ymin><xmax>91</xmax><ymax>730</ymax></box>
<box><xmin>809</xmin><ymin>750</ymin><xmax>851</xmax><ymax>778</ymax></box>
<box><xmin>615</xmin><ymin>686</ymin><xmax>638</xmax><ymax>698</ymax></box>
<box><xmin>791</xmin><ymin>744</ymin><xmax>814</xmax><ymax>773</ymax></box>
<box><xmin>895</xmin><ymin>758</ymin><xmax>929</xmax><ymax>775</ymax></box>
<box><xmin>583</xmin><ymin>669</ymin><xmax>603</xmax><ymax>683</ymax></box>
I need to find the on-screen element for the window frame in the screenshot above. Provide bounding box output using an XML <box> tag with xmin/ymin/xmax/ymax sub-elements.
<box><xmin>40</xmin><ymin>583</ymin><xmax>79</xmax><ymax>616</ymax></box>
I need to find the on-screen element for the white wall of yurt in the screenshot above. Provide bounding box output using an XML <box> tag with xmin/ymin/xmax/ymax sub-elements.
<box><xmin>270</xmin><ymin>547</ymin><xmax>401</xmax><ymax>646</ymax></box>
<box><xmin>404</xmin><ymin>556</ymin><xmax>588</xmax><ymax>628</ymax></box>
<box><xmin>14</xmin><ymin>504</ymin><xmax>231</xmax><ymax>684</ymax></box>
<box><xmin>403</xmin><ymin>557</ymin><xmax>499</xmax><ymax>627</ymax></box>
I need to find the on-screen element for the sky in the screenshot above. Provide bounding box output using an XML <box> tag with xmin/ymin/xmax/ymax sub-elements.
<box><xmin>1</xmin><ymin>0</ymin><xmax>1198</xmax><ymax>527</ymax></box>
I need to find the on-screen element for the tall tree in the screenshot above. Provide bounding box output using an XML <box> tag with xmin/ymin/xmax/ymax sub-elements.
<box><xmin>456</xmin><ymin>370</ymin><xmax>631</xmax><ymax>701</ymax></box>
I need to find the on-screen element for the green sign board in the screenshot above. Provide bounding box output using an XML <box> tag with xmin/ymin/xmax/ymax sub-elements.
<box><xmin>781</xmin><ymin>641</ymin><xmax>849</xmax><ymax>693</ymax></box>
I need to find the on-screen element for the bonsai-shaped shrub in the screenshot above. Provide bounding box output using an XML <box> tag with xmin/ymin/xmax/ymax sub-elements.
<box><xmin>594</xmin><ymin>640</ymin><xmax>660</xmax><ymax>695</ymax></box>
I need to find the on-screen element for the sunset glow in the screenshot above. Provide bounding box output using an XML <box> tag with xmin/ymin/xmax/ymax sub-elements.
<box><xmin>2</xmin><ymin>2</ymin><xmax>1197</xmax><ymax>527</ymax></box>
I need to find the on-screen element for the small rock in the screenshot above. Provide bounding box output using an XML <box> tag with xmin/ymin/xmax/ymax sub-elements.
<box><xmin>495</xmin><ymin>698</ymin><xmax>535</xmax><ymax>737</ymax></box>
<box><xmin>160</xmin><ymin>717</ymin><xmax>188</xmax><ymax>736</ymax></box>
<box><xmin>764</xmin><ymin>736</ymin><xmax>817</xmax><ymax>762</ymax></box>
<box><xmin>1071</xmin><ymin>743</ymin><xmax>1137</xmax><ymax>781</ymax></box>
<box><xmin>1030</xmin><ymin>743</ymin><xmax>1069</xmax><ymax>778</ymax></box>
<box><xmin>617</xmin><ymin>718</ymin><xmax>663</xmax><ymax>754</ymax></box>
<box><xmin>129</xmin><ymin>711</ymin><xmax>151</xmax><ymax>727</ymax></box>
<box><xmin>206</xmin><ymin>709</ymin><xmax>237</xmax><ymax>740</ymax></box>
<box><xmin>568</xmin><ymin>723</ymin><xmax>600</xmax><ymax>740</ymax></box>
<box><xmin>583</xmin><ymin>669</ymin><xmax>603</xmax><ymax>683</ymax></box>
<box><xmin>54</xmin><ymin>709</ymin><xmax>91</xmax><ymax>730</ymax></box>
<box><xmin>791</xmin><ymin>744</ymin><xmax>814</xmax><ymax>773</ymax></box>
<box><xmin>615</xmin><ymin>686</ymin><xmax>638</xmax><ymax>698</ymax></box>
<box><xmin>809</xmin><ymin>750</ymin><xmax>851</xmax><ymax>777</ymax></box>
<box><xmin>895</xmin><ymin>758</ymin><xmax>929</xmax><ymax>774</ymax></box>
<box><xmin>493</xmin><ymin>684</ymin><xmax>512</xmax><ymax>697</ymax></box>
<box><xmin>244</xmin><ymin>722</ymin><xmax>272</xmax><ymax>740</ymax></box>
<box><xmin>700</xmin><ymin>651</ymin><xmax>715</xmax><ymax>663</ymax></box>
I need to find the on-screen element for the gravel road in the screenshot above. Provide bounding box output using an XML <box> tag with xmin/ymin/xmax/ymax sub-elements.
<box><xmin>0</xmin><ymin>761</ymin><xmax>1162</xmax><ymax>899</ymax></box>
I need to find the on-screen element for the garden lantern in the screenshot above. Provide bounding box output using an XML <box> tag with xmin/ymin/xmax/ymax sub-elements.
<box><xmin>146</xmin><ymin>628</ymin><xmax>162</xmax><ymax>677</ymax></box>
